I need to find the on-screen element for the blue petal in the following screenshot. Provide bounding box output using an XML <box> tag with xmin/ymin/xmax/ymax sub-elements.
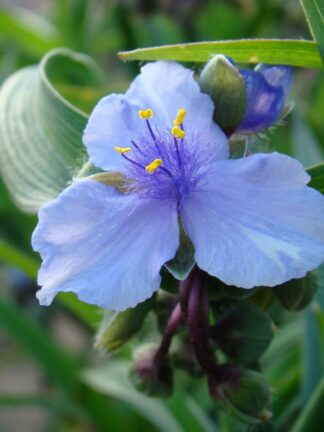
<box><xmin>238</xmin><ymin>65</ymin><xmax>292</xmax><ymax>134</ymax></box>
<box><xmin>181</xmin><ymin>152</ymin><xmax>324</xmax><ymax>288</ymax></box>
<box><xmin>256</xmin><ymin>65</ymin><xmax>292</xmax><ymax>99</ymax></box>
<box><xmin>126</xmin><ymin>61</ymin><xmax>229</xmax><ymax>160</ymax></box>
<box><xmin>83</xmin><ymin>94</ymin><xmax>146</xmax><ymax>171</ymax></box>
<box><xmin>32</xmin><ymin>179</ymin><xmax>179</xmax><ymax>310</ymax></box>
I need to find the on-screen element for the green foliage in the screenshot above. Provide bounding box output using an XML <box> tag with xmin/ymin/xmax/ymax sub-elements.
<box><xmin>0</xmin><ymin>48</ymin><xmax>103</xmax><ymax>213</ymax></box>
<box><xmin>0</xmin><ymin>1</ymin><xmax>324</xmax><ymax>431</ymax></box>
<box><xmin>95</xmin><ymin>298</ymin><xmax>155</xmax><ymax>353</ymax></box>
<box><xmin>119</xmin><ymin>39</ymin><xmax>323</xmax><ymax>68</ymax></box>
<box><xmin>274</xmin><ymin>272</ymin><xmax>318</xmax><ymax>311</ymax></box>
<box><xmin>307</xmin><ymin>161</ymin><xmax>324</xmax><ymax>193</ymax></box>
<box><xmin>300</xmin><ymin>0</ymin><xmax>324</xmax><ymax>64</ymax></box>
<box><xmin>213</xmin><ymin>302</ymin><xmax>274</xmax><ymax>365</ymax></box>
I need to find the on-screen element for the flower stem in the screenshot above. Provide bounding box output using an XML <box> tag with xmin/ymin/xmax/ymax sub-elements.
<box><xmin>155</xmin><ymin>302</ymin><xmax>182</xmax><ymax>363</ymax></box>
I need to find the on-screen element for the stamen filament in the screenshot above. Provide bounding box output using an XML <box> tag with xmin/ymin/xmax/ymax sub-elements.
<box><xmin>146</xmin><ymin>119</ymin><xmax>156</xmax><ymax>141</ymax></box>
<box><xmin>131</xmin><ymin>140</ymin><xmax>142</xmax><ymax>152</ymax></box>
<box><xmin>121</xmin><ymin>153</ymin><xmax>145</xmax><ymax>170</ymax></box>
<box><xmin>174</xmin><ymin>137</ymin><xmax>182</xmax><ymax>168</ymax></box>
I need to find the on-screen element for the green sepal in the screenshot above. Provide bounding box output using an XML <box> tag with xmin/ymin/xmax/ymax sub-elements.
<box><xmin>213</xmin><ymin>369</ymin><xmax>271</xmax><ymax>425</ymax></box>
<box><xmin>94</xmin><ymin>296</ymin><xmax>155</xmax><ymax>353</ymax></box>
<box><xmin>274</xmin><ymin>271</ymin><xmax>318</xmax><ymax>311</ymax></box>
<box><xmin>229</xmin><ymin>136</ymin><xmax>248</xmax><ymax>158</ymax></box>
<box><xmin>208</xmin><ymin>277</ymin><xmax>259</xmax><ymax>301</ymax></box>
<box><xmin>165</xmin><ymin>222</ymin><xmax>195</xmax><ymax>281</ymax></box>
<box><xmin>199</xmin><ymin>54</ymin><xmax>246</xmax><ymax>134</ymax></box>
<box><xmin>214</xmin><ymin>302</ymin><xmax>274</xmax><ymax>365</ymax></box>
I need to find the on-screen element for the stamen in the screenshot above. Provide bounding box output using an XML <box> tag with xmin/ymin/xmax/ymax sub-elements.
<box><xmin>171</xmin><ymin>126</ymin><xmax>185</xmax><ymax>139</ymax></box>
<box><xmin>114</xmin><ymin>146</ymin><xmax>131</xmax><ymax>154</ymax></box>
<box><xmin>138</xmin><ymin>109</ymin><xmax>153</xmax><ymax>119</ymax></box>
<box><xmin>146</xmin><ymin>119</ymin><xmax>156</xmax><ymax>141</ymax></box>
<box><xmin>173</xmin><ymin>108</ymin><xmax>186</xmax><ymax>126</ymax></box>
<box><xmin>146</xmin><ymin>158</ymin><xmax>163</xmax><ymax>174</ymax></box>
<box><xmin>121</xmin><ymin>153</ymin><xmax>145</xmax><ymax>169</ymax></box>
<box><xmin>131</xmin><ymin>140</ymin><xmax>142</xmax><ymax>152</ymax></box>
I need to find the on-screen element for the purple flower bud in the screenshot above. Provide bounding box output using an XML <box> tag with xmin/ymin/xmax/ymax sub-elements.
<box><xmin>237</xmin><ymin>64</ymin><xmax>292</xmax><ymax>134</ymax></box>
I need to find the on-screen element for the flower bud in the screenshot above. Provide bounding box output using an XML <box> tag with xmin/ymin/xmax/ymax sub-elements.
<box><xmin>129</xmin><ymin>344</ymin><xmax>173</xmax><ymax>398</ymax></box>
<box><xmin>274</xmin><ymin>272</ymin><xmax>318</xmax><ymax>311</ymax></box>
<box><xmin>213</xmin><ymin>302</ymin><xmax>274</xmax><ymax>365</ymax></box>
<box><xmin>210</xmin><ymin>369</ymin><xmax>271</xmax><ymax>425</ymax></box>
<box><xmin>199</xmin><ymin>55</ymin><xmax>246</xmax><ymax>135</ymax></box>
<box><xmin>94</xmin><ymin>297</ymin><xmax>155</xmax><ymax>353</ymax></box>
<box><xmin>172</xmin><ymin>339</ymin><xmax>203</xmax><ymax>377</ymax></box>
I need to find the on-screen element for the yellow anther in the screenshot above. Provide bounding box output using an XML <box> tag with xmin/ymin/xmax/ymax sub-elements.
<box><xmin>173</xmin><ymin>108</ymin><xmax>187</xmax><ymax>126</ymax></box>
<box><xmin>114</xmin><ymin>146</ymin><xmax>131</xmax><ymax>154</ymax></box>
<box><xmin>171</xmin><ymin>126</ymin><xmax>185</xmax><ymax>139</ymax></box>
<box><xmin>138</xmin><ymin>108</ymin><xmax>153</xmax><ymax>119</ymax></box>
<box><xmin>145</xmin><ymin>158</ymin><xmax>163</xmax><ymax>174</ymax></box>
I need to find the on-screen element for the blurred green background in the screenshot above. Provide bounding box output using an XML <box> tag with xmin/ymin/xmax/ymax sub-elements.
<box><xmin>0</xmin><ymin>0</ymin><xmax>323</xmax><ymax>431</ymax></box>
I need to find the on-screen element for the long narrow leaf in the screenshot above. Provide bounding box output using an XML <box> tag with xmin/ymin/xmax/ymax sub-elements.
<box><xmin>119</xmin><ymin>39</ymin><xmax>322</xmax><ymax>69</ymax></box>
<box><xmin>300</xmin><ymin>0</ymin><xmax>324</xmax><ymax>64</ymax></box>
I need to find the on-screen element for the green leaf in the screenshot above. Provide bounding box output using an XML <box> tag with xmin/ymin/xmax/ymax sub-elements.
<box><xmin>0</xmin><ymin>237</ymin><xmax>38</xmax><ymax>279</ymax></box>
<box><xmin>302</xmin><ymin>310</ymin><xmax>323</xmax><ymax>402</ymax></box>
<box><xmin>306</xmin><ymin>162</ymin><xmax>324</xmax><ymax>193</ymax></box>
<box><xmin>0</xmin><ymin>48</ymin><xmax>103</xmax><ymax>213</ymax></box>
<box><xmin>94</xmin><ymin>297</ymin><xmax>155</xmax><ymax>353</ymax></box>
<box><xmin>83</xmin><ymin>360</ymin><xmax>182</xmax><ymax>432</ymax></box>
<box><xmin>0</xmin><ymin>237</ymin><xmax>100</xmax><ymax>328</ymax></box>
<box><xmin>274</xmin><ymin>272</ymin><xmax>318</xmax><ymax>311</ymax></box>
<box><xmin>0</xmin><ymin>6</ymin><xmax>61</xmax><ymax>57</ymax></box>
<box><xmin>119</xmin><ymin>39</ymin><xmax>323</xmax><ymax>69</ymax></box>
<box><xmin>0</xmin><ymin>299</ymin><xmax>78</xmax><ymax>394</ymax></box>
<box><xmin>291</xmin><ymin>112</ymin><xmax>324</xmax><ymax>167</ymax></box>
<box><xmin>292</xmin><ymin>376</ymin><xmax>324</xmax><ymax>432</ymax></box>
<box><xmin>300</xmin><ymin>0</ymin><xmax>324</xmax><ymax>64</ymax></box>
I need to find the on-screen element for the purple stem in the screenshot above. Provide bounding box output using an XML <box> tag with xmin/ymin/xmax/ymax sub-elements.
<box><xmin>155</xmin><ymin>303</ymin><xmax>183</xmax><ymax>363</ymax></box>
<box><xmin>187</xmin><ymin>269</ymin><xmax>240</xmax><ymax>386</ymax></box>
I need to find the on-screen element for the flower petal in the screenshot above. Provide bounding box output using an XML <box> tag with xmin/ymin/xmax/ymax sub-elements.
<box><xmin>32</xmin><ymin>179</ymin><xmax>179</xmax><ymax>310</ymax></box>
<box><xmin>83</xmin><ymin>94</ymin><xmax>146</xmax><ymax>171</ymax></box>
<box><xmin>256</xmin><ymin>65</ymin><xmax>292</xmax><ymax>99</ymax></box>
<box><xmin>238</xmin><ymin>65</ymin><xmax>292</xmax><ymax>134</ymax></box>
<box><xmin>181</xmin><ymin>152</ymin><xmax>324</xmax><ymax>288</ymax></box>
<box><xmin>126</xmin><ymin>61</ymin><xmax>229</xmax><ymax>160</ymax></box>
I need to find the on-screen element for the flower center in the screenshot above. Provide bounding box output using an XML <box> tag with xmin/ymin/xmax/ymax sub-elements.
<box><xmin>114</xmin><ymin>108</ymin><xmax>202</xmax><ymax>203</ymax></box>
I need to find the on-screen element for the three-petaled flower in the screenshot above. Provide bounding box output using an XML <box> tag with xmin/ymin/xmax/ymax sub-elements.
<box><xmin>32</xmin><ymin>61</ymin><xmax>324</xmax><ymax>311</ymax></box>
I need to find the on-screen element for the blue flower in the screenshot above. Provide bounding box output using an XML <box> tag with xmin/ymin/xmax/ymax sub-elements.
<box><xmin>32</xmin><ymin>61</ymin><xmax>324</xmax><ymax>311</ymax></box>
<box><xmin>237</xmin><ymin>64</ymin><xmax>292</xmax><ymax>134</ymax></box>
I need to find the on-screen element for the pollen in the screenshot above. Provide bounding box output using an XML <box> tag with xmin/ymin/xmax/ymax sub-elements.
<box><xmin>138</xmin><ymin>108</ymin><xmax>153</xmax><ymax>119</ymax></box>
<box><xmin>114</xmin><ymin>146</ymin><xmax>131</xmax><ymax>154</ymax></box>
<box><xmin>145</xmin><ymin>158</ymin><xmax>163</xmax><ymax>174</ymax></box>
<box><xmin>171</xmin><ymin>126</ymin><xmax>185</xmax><ymax>139</ymax></box>
<box><xmin>173</xmin><ymin>108</ymin><xmax>187</xmax><ymax>126</ymax></box>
